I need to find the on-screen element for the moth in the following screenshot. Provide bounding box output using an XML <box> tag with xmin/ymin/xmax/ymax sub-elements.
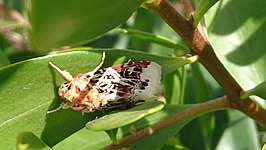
<box><xmin>48</xmin><ymin>52</ymin><xmax>161</xmax><ymax>114</ymax></box>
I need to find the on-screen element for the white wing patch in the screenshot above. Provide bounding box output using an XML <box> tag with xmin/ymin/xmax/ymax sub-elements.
<box><xmin>134</xmin><ymin>62</ymin><xmax>161</xmax><ymax>100</ymax></box>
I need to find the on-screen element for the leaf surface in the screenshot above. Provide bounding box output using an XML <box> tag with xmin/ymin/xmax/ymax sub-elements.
<box><xmin>206</xmin><ymin>0</ymin><xmax>266</xmax><ymax>105</ymax></box>
<box><xmin>0</xmin><ymin>48</ymin><xmax>193</xmax><ymax>149</ymax></box>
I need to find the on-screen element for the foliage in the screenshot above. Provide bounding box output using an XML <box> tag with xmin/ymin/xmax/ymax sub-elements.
<box><xmin>0</xmin><ymin>0</ymin><xmax>265</xmax><ymax>149</ymax></box>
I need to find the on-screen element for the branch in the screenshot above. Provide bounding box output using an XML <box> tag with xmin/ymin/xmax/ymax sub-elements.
<box><xmin>144</xmin><ymin>0</ymin><xmax>266</xmax><ymax>127</ymax></box>
<box><xmin>101</xmin><ymin>96</ymin><xmax>230</xmax><ymax>150</ymax></box>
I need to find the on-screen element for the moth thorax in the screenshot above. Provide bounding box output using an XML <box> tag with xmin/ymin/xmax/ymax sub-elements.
<box><xmin>58</xmin><ymin>78</ymin><xmax>108</xmax><ymax>111</ymax></box>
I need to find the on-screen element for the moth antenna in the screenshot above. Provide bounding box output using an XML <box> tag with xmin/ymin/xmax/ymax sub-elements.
<box><xmin>87</xmin><ymin>51</ymin><xmax>106</xmax><ymax>77</ymax></box>
<box><xmin>49</xmin><ymin>62</ymin><xmax>73</xmax><ymax>82</ymax></box>
<box><xmin>126</xmin><ymin>59</ymin><xmax>132</xmax><ymax>63</ymax></box>
<box><xmin>47</xmin><ymin>105</ymin><xmax>62</xmax><ymax>114</ymax></box>
<box><xmin>91</xmin><ymin>51</ymin><xmax>105</xmax><ymax>73</ymax></box>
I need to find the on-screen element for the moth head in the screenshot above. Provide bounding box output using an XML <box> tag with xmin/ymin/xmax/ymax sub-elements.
<box><xmin>58</xmin><ymin>82</ymin><xmax>71</xmax><ymax>98</ymax></box>
<box><xmin>58</xmin><ymin>75</ymin><xmax>91</xmax><ymax>102</ymax></box>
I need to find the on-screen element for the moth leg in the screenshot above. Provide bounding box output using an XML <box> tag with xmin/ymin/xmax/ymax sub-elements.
<box><xmin>46</xmin><ymin>102</ymin><xmax>69</xmax><ymax>114</ymax></box>
<box><xmin>49</xmin><ymin>62</ymin><xmax>73</xmax><ymax>82</ymax></box>
<box><xmin>87</xmin><ymin>51</ymin><xmax>106</xmax><ymax>77</ymax></box>
<box><xmin>47</xmin><ymin>105</ymin><xmax>62</xmax><ymax>114</ymax></box>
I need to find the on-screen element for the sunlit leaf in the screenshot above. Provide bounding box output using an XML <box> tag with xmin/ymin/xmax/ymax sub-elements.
<box><xmin>16</xmin><ymin>132</ymin><xmax>51</xmax><ymax>150</ymax></box>
<box><xmin>206</xmin><ymin>0</ymin><xmax>266</xmax><ymax>108</ymax></box>
<box><xmin>29</xmin><ymin>0</ymin><xmax>146</xmax><ymax>51</ymax></box>
<box><xmin>262</xmin><ymin>143</ymin><xmax>266</xmax><ymax>150</ymax></box>
<box><xmin>193</xmin><ymin>0</ymin><xmax>219</xmax><ymax>26</ymax></box>
<box><xmin>241</xmin><ymin>81</ymin><xmax>266</xmax><ymax>100</ymax></box>
<box><xmin>215</xmin><ymin>110</ymin><xmax>260</xmax><ymax>150</ymax></box>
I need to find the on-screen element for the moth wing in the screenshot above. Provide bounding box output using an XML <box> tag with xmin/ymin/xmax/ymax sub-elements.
<box><xmin>91</xmin><ymin>61</ymin><xmax>161</xmax><ymax>104</ymax></box>
<box><xmin>91</xmin><ymin>67</ymin><xmax>121</xmax><ymax>101</ymax></box>
<box><xmin>134</xmin><ymin>62</ymin><xmax>161</xmax><ymax>100</ymax></box>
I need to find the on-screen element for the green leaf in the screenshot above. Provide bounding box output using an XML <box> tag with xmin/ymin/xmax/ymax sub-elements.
<box><xmin>0</xmin><ymin>49</ymin><xmax>10</xmax><ymax>68</ymax></box>
<box><xmin>190</xmin><ymin>63</ymin><xmax>211</xmax><ymax>101</ymax></box>
<box><xmin>206</xmin><ymin>0</ymin><xmax>266</xmax><ymax>107</ymax></box>
<box><xmin>241</xmin><ymin>81</ymin><xmax>266</xmax><ymax>100</ymax></box>
<box><xmin>117</xmin><ymin>28</ymin><xmax>190</xmax><ymax>55</ymax></box>
<box><xmin>28</xmin><ymin>0</ymin><xmax>146</xmax><ymax>52</ymax></box>
<box><xmin>126</xmin><ymin>105</ymin><xmax>195</xmax><ymax>150</ymax></box>
<box><xmin>193</xmin><ymin>0</ymin><xmax>219</xmax><ymax>27</ymax></box>
<box><xmin>163</xmin><ymin>67</ymin><xmax>187</xmax><ymax>104</ymax></box>
<box><xmin>86</xmin><ymin>101</ymin><xmax>164</xmax><ymax>131</ymax></box>
<box><xmin>16</xmin><ymin>132</ymin><xmax>51</xmax><ymax>150</ymax></box>
<box><xmin>180</xmin><ymin>62</ymin><xmax>224</xmax><ymax>150</ymax></box>
<box><xmin>215</xmin><ymin>110</ymin><xmax>260</xmax><ymax>150</ymax></box>
<box><xmin>0</xmin><ymin>48</ymin><xmax>193</xmax><ymax>149</ymax></box>
<box><xmin>105</xmin><ymin>129</ymin><xmax>119</xmax><ymax>144</ymax></box>
<box><xmin>190</xmin><ymin>62</ymin><xmax>213</xmax><ymax>150</ymax></box>
<box><xmin>52</xmin><ymin>128</ymin><xmax>111</xmax><ymax>150</ymax></box>
<box><xmin>53</xmin><ymin>104</ymin><xmax>195</xmax><ymax>149</ymax></box>
<box><xmin>125</xmin><ymin>8</ymin><xmax>157</xmax><ymax>52</ymax></box>
<box><xmin>263</xmin><ymin>143</ymin><xmax>266</xmax><ymax>150</ymax></box>
<box><xmin>54</xmin><ymin>48</ymin><xmax>197</xmax><ymax>76</ymax></box>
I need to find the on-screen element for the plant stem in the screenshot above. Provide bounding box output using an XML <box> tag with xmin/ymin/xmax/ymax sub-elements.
<box><xmin>101</xmin><ymin>96</ymin><xmax>230</xmax><ymax>150</ymax></box>
<box><xmin>144</xmin><ymin>0</ymin><xmax>266</xmax><ymax>127</ymax></box>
